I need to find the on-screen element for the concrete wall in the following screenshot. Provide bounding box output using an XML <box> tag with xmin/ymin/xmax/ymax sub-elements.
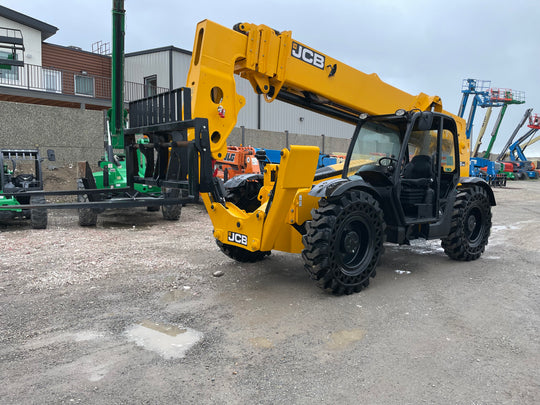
<box><xmin>0</xmin><ymin>101</ymin><xmax>352</xmax><ymax>166</ymax></box>
<box><xmin>0</xmin><ymin>100</ymin><xmax>104</xmax><ymax>164</ymax></box>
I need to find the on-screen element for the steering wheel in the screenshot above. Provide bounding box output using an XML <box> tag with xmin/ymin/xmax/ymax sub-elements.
<box><xmin>378</xmin><ymin>156</ymin><xmax>397</xmax><ymax>167</ymax></box>
<box><xmin>377</xmin><ymin>157</ymin><xmax>398</xmax><ymax>177</ymax></box>
<box><xmin>16</xmin><ymin>173</ymin><xmax>34</xmax><ymax>182</ymax></box>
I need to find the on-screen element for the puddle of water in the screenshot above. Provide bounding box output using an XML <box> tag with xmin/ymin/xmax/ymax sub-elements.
<box><xmin>326</xmin><ymin>329</ymin><xmax>365</xmax><ymax>350</ymax></box>
<box><xmin>125</xmin><ymin>320</ymin><xmax>203</xmax><ymax>359</ymax></box>
<box><xmin>395</xmin><ymin>270</ymin><xmax>411</xmax><ymax>275</ymax></box>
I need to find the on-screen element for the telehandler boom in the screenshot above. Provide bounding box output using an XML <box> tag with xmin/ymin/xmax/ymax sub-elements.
<box><xmin>125</xmin><ymin>20</ymin><xmax>495</xmax><ymax>295</ymax></box>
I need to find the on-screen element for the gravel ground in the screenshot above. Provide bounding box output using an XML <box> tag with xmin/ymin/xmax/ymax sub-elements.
<box><xmin>1</xmin><ymin>169</ymin><xmax>539</xmax><ymax>404</ymax></box>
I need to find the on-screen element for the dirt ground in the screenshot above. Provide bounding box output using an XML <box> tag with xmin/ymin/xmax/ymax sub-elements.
<box><xmin>1</xmin><ymin>166</ymin><xmax>539</xmax><ymax>404</ymax></box>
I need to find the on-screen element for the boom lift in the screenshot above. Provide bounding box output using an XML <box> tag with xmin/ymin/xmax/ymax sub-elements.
<box><xmin>124</xmin><ymin>20</ymin><xmax>495</xmax><ymax>295</ymax></box>
<box><xmin>521</xmin><ymin>114</ymin><xmax>540</xmax><ymax>153</ymax></box>
<box><xmin>507</xmin><ymin>113</ymin><xmax>540</xmax><ymax>179</ymax></box>
<box><xmin>458</xmin><ymin>79</ymin><xmax>499</xmax><ymax>151</ymax></box>
<box><xmin>496</xmin><ymin>108</ymin><xmax>533</xmax><ymax>161</ymax></box>
<box><xmin>459</xmin><ymin>79</ymin><xmax>525</xmax><ymax>183</ymax></box>
<box><xmin>481</xmin><ymin>88</ymin><xmax>525</xmax><ymax>159</ymax></box>
<box><xmin>457</xmin><ymin>79</ymin><xmax>525</xmax><ymax>159</ymax></box>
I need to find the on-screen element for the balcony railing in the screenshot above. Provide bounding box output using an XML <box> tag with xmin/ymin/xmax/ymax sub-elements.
<box><xmin>0</xmin><ymin>63</ymin><xmax>168</xmax><ymax>102</ymax></box>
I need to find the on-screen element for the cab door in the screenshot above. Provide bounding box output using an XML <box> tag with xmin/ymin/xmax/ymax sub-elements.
<box><xmin>398</xmin><ymin>114</ymin><xmax>459</xmax><ymax>222</ymax></box>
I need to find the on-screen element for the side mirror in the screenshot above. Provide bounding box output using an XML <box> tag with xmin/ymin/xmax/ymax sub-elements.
<box><xmin>47</xmin><ymin>149</ymin><xmax>56</xmax><ymax>162</ymax></box>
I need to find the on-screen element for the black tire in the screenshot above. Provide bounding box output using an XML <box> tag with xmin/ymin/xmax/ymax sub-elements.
<box><xmin>161</xmin><ymin>188</ymin><xmax>182</xmax><ymax>221</ymax></box>
<box><xmin>216</xmin><ymin>239</ymin><xmax>270</xmax><ymax>263</ymax></box>
<box><xmin>302</xmin><ymin>190</ymin><xmax>385</xmax><ymax>295</ymax></box>
<box><xmin>30</xmin><ymin>195</ymin><xmax>47</xmax><ymax>229</ymax></box>
<box><xmin>441</xmin><ymin>185</ymin><xmax>492</xmax><ymax>261</ymax></box>
<box><xmin>77</xmin><ymin>179</ymin><xmax>98</xmax><ymax>226</ymax></box>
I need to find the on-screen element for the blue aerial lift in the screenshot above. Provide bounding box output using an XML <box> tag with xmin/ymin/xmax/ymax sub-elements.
<box><xmin>458</xmin><ymin>79</ymin><xmax>504</xmax><ymax>182</ymax></box>
<box><xmin>457</xmin><ymin>79</ymin><xmax>500</xmax><ymax>143</ymax></box>
<box><xmin>496</xmin><ymin>108</ymin><xmax>533</xmax><ymax>161</ymax></box>
<box><xmin>507</xmin><ymin>113</ymin><xmax>540</xmax><ymax>179</ymax></box>
<box><xmin>481</xmin><ymin>87</ymin><xmax>526</xmax><ymax>159</ymax></box>
<box><xmin>458</xmin><ymin>79</ymin><xmax>526</xmax><ymax>183</ymax></box>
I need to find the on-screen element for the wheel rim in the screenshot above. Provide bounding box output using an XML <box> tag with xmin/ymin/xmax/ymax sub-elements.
<box><xmin>335</xmin><ymin>215</ymin><xmax>373</xmax><ymax>276</ymax></box>
<box><xmin>465</xmin><ymin>206</ymin><xmax>484</xmax><ymax>246</ymax></box>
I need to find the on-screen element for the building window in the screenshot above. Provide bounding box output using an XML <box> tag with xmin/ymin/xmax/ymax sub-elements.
<box><xmin>0</xmin><ymin>51</ymin><xmax>19</xmax><ymax>82</ymax></box>
<box><xmin>144</xmin><ymin>75</ymin><xmax>157</xmax><ymax>97</ymax></box>
<box><xmin>74</xmin><ymin>74</ymin><xmax>94</xmax><ymax>96</ymax></box>
<box><xmin>43</xmin><ymin>69</ymin><xmax>62</xmax><ymax>93</ymax></box>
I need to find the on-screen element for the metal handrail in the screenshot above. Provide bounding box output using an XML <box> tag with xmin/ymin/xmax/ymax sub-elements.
<box><xmin>0</xmin><ymin>62</ymin><xmax>168</xmax><ymax>102</ymax></box>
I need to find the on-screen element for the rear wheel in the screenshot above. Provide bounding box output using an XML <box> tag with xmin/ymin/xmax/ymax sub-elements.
<box><xmin>161</xmin><ymin>188</ymin><xmax>182</xmax><ymax>221</ymax></box>
<box><xmin>302</xmin><ymin>190</ymin><xmax>385</xmax><ymax>295</ymax></box>
<box><xmin>216</xmin><ymin>240</ymin><xmax>270</xmax><ymax>263</ymax></box>
<box><xmin>441</xmin><ymin>185</ymin><xmax>491</xmax><ymax>261</ymax></box>
<box><xmin>77</xmin><ymin>179</ymin><xmax>98</xmax><ymax>226</ymax></box>
<box><xmin>30</xmin><ymin>195</ymin><xmax>47</xmax><ymax>229</ymax></box>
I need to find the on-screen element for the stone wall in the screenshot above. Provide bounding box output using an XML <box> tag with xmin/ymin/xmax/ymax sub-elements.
<box><xmin>0</xmin><ymin>101</ymin><xmax>104</xmax><ymax>165</ymax></box>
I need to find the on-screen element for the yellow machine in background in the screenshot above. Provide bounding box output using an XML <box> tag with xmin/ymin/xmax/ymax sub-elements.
<box><xmin>125</xmin><ymin>20</ymin><xmax>495</xmax><ymax>295</ymax></box>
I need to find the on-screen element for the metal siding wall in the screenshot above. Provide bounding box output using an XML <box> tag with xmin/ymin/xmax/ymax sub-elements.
<box><xmin>149</xmin><ymin>51</ymin><xmax>355</xmax><ymax>139</ymax></box>
<box><xmin>125</xmin><ymin>51</ymin><xmax>170</xmax><ymax>88</ymax></box>
<box><xmin>235</xmin><ymin>78</ymin><xmax>258</xmax><ymax>129</ymax></box>
<box><xmin>171</xmin><ymin>52</ymin><xmax>191</xmax><ymax>88</ymax></box>
<box><xmin>261</xmin><ymin>100</ymin><xmax>355</xmax><ymax>139</ymax></box>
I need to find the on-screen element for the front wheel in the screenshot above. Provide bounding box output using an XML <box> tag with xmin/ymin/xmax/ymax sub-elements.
<box><xmin>77</xmin><ymin>179</ymin><xmax>98</xmax><ymax>226</ymax></box>
<box><xmin>302</xmin><ymin>190</ymin><xmax>385</xmax><ymax>295</ymax></box>
<box><xmin>441</xmin><ymin>185</ymin><xmax>492</xmax><ymax>261</ymax></box>
<box><xmin>161</xmin><ymin>188</ymin><xmax>182</xmax><ymax>221</ymax></box>
<box><xmin>30</xmin><ymin>195</ymin><xmax>47</xmax><ymax>229</ymax></box>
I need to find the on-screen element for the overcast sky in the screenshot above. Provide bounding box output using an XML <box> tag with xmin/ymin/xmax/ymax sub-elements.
<box><xmin>4</xmin><ymin>0</ymin><xmax>540</xmax><ymax>156</ymax></box>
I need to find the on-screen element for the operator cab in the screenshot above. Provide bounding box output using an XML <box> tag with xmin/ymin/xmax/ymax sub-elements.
<box><xmin>345</xmin><ymin>110</ymin><xmax>460</xmax><ymax>225</ymax></box>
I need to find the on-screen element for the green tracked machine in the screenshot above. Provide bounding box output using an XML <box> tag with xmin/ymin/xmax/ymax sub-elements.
<box><xmin>76</xmin><ymin>0</ymin><xmax>181</xmax><ymax>226</ymax></box>
<box><xmin>0</xmin><ymin>149</ymin><xmax>55</xmax><ymax>229</ymax></box>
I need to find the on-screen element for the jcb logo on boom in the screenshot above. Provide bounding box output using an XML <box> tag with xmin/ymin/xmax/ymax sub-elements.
<box><xmin>291</xmin><ymin>41</ymin><xmax>325</xmax><ymax>70</ymax></box>
<box><xmin>227</xmin><ymin>231</ymin><xmax>248</xmax><ymax>246</ymax></box>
